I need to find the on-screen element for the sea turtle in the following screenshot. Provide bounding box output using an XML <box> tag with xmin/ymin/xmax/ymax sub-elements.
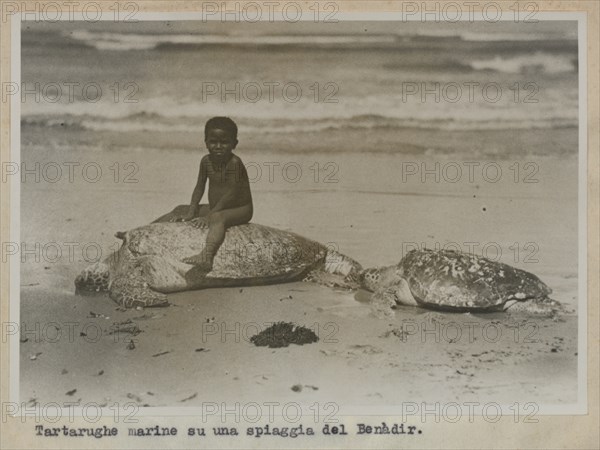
<box><xmin>360</xmin><ymin>248</ymin><xmax>561</xmax><ymax>317</ymax></box>
<box><xmin>75</xmin><ymin>221</ymin><xmax>362</xmax><ymax>308</ymax></box>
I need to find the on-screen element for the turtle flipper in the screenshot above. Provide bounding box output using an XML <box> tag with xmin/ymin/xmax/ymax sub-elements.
<box><xmin>369</xmin><ymin>278</ymin><xmax>419</xmax><ymax>319</ymax></box>
<box><xmin>75</xmin><ymin>262</ymin><xmax>110</xmax><ymax>295</ymax></box>
<box><xmin>302</xmin><ymin>269</ymin><xmax>360</xmax><ymax>290</ymax></box>
<box><xmin>109</xmin><ymin>277</ymin><xmax>169</xmax><ymax>308</ymax></box>
<box><xmin>323</xmin><ymin>250</ymin><xmax>363</xmax><ymax>287</ymax></box>
<box><xmin>370</xmin><ymin>288</ymin><xmax>398</xmax><ymax>319</ymax></box>
<box><xmin>302</xmin><ymin>250</ymin><xmax>363</xmax><ymax>290</ymax></box>
<box><xmin>504</xmin><ymin>297</ymin><xmax>568</xmax><ymax>317</ymax></box>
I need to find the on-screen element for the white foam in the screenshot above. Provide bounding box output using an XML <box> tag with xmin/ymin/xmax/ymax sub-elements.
<box><xmin>67</xmin><ymin>30</ymin><xmax>398</xmax><ymax>51</ymax></box>
<box><xmin>471</xmin><ymin>52</ymin><xmax>576</xmax><ymax>74</ymax></box>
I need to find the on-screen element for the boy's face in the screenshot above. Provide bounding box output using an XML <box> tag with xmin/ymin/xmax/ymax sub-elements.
<box><xmin>205</xmin><ymin>128</ymin><xmax>237</xmax><ymax>162</ymax></box>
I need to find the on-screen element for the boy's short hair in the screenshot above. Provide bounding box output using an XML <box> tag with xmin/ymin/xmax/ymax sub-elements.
<box><xmin>205</xmin><ymin>116</ymin><xmax>238</xmax><ymax>140</ymax></box>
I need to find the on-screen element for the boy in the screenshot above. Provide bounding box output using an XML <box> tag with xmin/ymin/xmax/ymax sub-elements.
<box><xmin>154</xmin><ymin>117</ymin><xmax>253</xmax><ymax>272</ymax></box>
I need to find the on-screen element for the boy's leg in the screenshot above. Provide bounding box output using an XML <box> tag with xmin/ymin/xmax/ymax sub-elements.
<box><xmin>182</xmin><ymin>204</ymin><xmax>253</xmax><ymax>270</ymax></box>
<box><xmin>195</xmin><ymin>204</ymin><xmax>211</xmax><ymax>218</ymax></box>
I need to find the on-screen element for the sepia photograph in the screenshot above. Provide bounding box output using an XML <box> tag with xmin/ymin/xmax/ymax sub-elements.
<box><xmin>1</xmin><ymin>2</ymin><xmax>597</xmax><ymax>449</ymax></box>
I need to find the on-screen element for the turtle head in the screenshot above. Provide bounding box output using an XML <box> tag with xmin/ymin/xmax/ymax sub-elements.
<box><xmin>359</xmin><ymin>265</ymin><xmax>398</xmax><ymax>292</ymax></box>
<box><xmin>505</xmin><ymin>269</ymin><xmax>553</xmax><ymax>301</ymax></box>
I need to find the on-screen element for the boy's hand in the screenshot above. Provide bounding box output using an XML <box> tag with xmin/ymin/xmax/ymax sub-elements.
<box><xmin>190</xmin><ymin>217</ymin><xmax>208</xmax><ymax>229</ymax></box>
<box><xmin>181</xmin><ymin>211</ymin><xmax>196</xmax><ymax>222</ymax></box>
<box><xmin>169</xmin><ymin>214</ymin><xmax>189</xmax><ymax>223</ymax></box>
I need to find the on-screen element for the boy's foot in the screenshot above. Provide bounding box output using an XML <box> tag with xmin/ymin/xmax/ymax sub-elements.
<box><xmin>182</xmin><ymin>254</ymin><xmax>213</xmax><ymax>272</ymax></box>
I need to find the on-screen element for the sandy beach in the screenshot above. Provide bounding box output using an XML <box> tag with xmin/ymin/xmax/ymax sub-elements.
<box><xmin>19</xmin><ymin>128</ymin><xmax>580</xmax><ymax>409</ymax></box>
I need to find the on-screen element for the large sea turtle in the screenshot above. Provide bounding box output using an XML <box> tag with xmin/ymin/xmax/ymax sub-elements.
<box><xmin>75</xmin><ymin>221</ymin><xmax>362</xmax><ymax>308</ymax></box>
<box><xmin>360</xmin><ymin>249</ymin><xmax>562</xmax><ymax>317</ymax></box>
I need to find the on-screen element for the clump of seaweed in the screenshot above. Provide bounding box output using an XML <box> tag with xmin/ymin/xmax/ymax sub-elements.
<box><xmin>250</xmin><ymin>322</ymin><xmax>319</xmax><ymax>348</ymax></box>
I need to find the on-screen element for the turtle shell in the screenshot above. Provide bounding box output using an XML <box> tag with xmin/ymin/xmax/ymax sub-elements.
<box><xmin>113</xmin><ymin>222</ymin><xmax>328</xmax><ymax>292</ymax></box>
<box><xmin>398</xmin><ymin>249</ymin><xmax>552</xmax><ymax>311</ymax></box>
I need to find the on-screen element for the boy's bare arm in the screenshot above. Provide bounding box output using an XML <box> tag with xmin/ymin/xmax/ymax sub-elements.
<box><xmin>184</xmin><ymin>159</ymin><xmax>208</xmax><ymax>219</ymax></box>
